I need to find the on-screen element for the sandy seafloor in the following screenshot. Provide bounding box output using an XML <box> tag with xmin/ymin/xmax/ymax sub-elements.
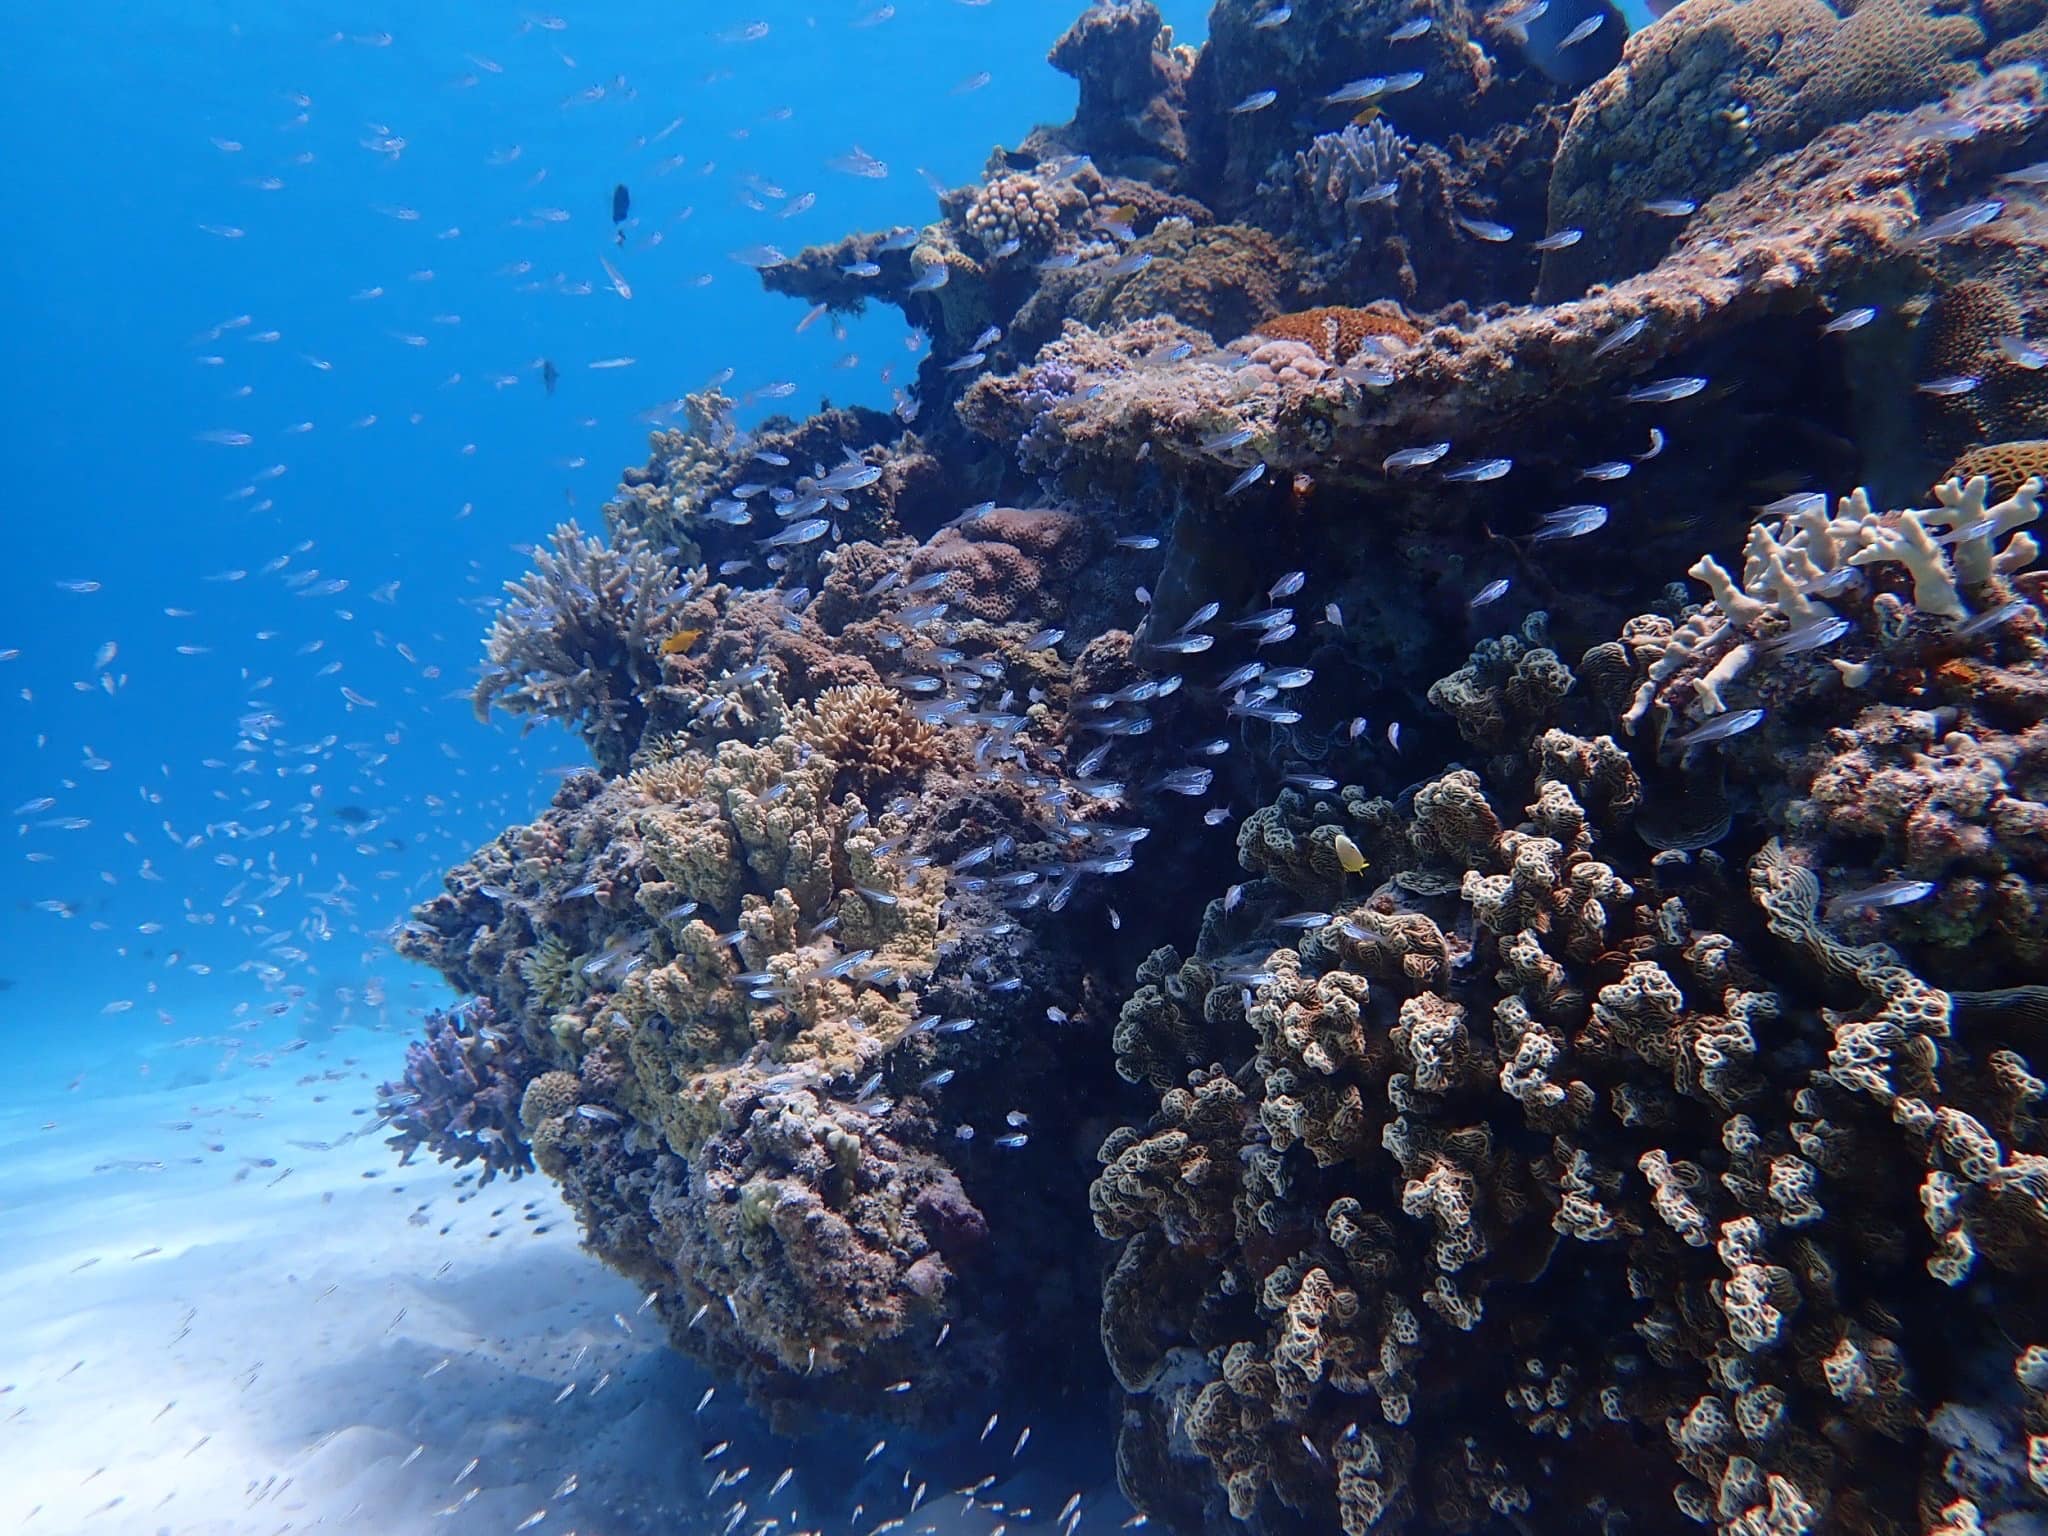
<box><xmin>0</xmin><ymin>1037</ymin><xmax>1128</xmax><ymax>1536</ymax></box>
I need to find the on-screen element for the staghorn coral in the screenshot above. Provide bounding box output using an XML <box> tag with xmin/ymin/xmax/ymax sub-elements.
<box><xmin>474</xmin><ymin>522</ymin><xmax>692</xmax><ymax>775</ymax></box>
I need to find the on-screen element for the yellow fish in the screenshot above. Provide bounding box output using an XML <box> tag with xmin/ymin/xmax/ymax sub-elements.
<box><xmin>1333</xmin><ymin>833</ymin><xmax>1369</xmax><ymax>874</ymax></box>
<box><xmin>659</xmin><ymin>627</ymin><xmax>704</xmax><ymax>657</ymax></box>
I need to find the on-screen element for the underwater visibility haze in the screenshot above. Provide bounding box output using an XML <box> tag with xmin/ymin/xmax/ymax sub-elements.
<box><xmin>5</xmin><ymin>0</ymin><xmax>2048</xmax><ymax>1533</ymax></box>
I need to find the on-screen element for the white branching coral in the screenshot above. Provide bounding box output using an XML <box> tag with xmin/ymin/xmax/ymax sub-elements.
<box><xmin>1625</xmin><ymin>476</ymin><xmax>2042</xmax><ymax>730</ymax></box>
<box><xmin>475</xmin><ymin>521</ymin><xmax>697</xmax><ymax>772</ymax></box>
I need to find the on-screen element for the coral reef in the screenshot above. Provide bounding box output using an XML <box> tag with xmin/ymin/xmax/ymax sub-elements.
<box><xmin>383</xmin><ymin>0</ymin><xmax>2048</xmax><ymax>1524</ymax></box>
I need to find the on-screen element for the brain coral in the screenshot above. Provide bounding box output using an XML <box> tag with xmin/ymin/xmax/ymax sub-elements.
<box><xmin>1946</xmin><ymin>439</ymin><xmax>2048</xmax><ymax>500</ymax></box>
<box><xmin>1544</xmin><ymin>0</ymin><xmax>1987</xmax><ymax>292</ymax></box>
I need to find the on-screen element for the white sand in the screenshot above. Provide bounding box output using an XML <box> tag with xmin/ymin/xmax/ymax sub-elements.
<box><xmin>0</xmin><ymin>1041</ymin><xmax>1130</xmax><ymax>1536</ymax></box>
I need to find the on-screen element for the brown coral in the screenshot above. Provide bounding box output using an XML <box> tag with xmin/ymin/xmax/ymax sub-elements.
<box><xmin>1945</xmin><ymin>439</ymin><xmax>2048</xmax><ymax>501</ymax></box>
<box><xmin>798</xmin><ymin>684</ymin><xmax>953</xmax><ymax>800</ymax></box>
<box><xmin>1252</xmin><ymin>304</ymin><xmax>1420</xmax><ymax>364</ymax></box>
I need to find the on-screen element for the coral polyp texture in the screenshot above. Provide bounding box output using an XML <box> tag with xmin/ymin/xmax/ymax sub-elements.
<box><xmin>381</xmin><ymin>0</ymin><xmax>2048</xmax><ymax>1526</ymax></box>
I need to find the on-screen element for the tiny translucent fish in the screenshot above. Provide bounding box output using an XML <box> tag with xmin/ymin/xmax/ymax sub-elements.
<box><xmin>1469</xmin><ymin>577</ymin><xmax>1511</xmax><ymax>609</ymax></box>
<box><xmin>944</xmin><ymin>351</ymin><xmax>987</xmax><ymax>372</ymax></box>
<box><xmin>1756</xmin><ymin>491</ymin><xmax>1827</xmax><ymax>518</ymax></box>
<box><xmin>1623</xmin><ymin>375</ymin><xmax>1707</xmax><ymax>404</ymax></box>
<box><xmin>1821</xmin><ymin>306</ymin><xmax>1876</xmax><ymax>334</ymax></box>
<box><xmin>1386</xmin><ymin>720</ymin><xmax>1403</xmax><ymax>752</ymax></box>
<box><xmin>1767</xmin><ymin>615</ymin><xmax>1850</xmax><ymax>655</ymax></box>
<box><xmin>1531</xmin><ymin>503</ymin><xmax>1608</xmax><ymax>541</ymax></box>
<box><xmin>1024</xmin><ymin>627</ymin><xmax>1065</xmax><ymax>651</ymax></box>
<box><xmin>1232</xmin><ymin>89</ymin><xmax>1279</xmax><ymax>113</ymax></box>
<box><xmin>1912</xmin><ymin>198</ymin><xmax>2003</xmax><ymax>243</ymax></box>
<box><xmin>1272</xmin><ymin>910</ymin><xmax>1333</xmax><ymax>928</ymax></box>
<box><xmin>1269</xmin><ymin>570</ymin><xmax>1306</xmax><ymax>599</ymax></box>
<box><xmin>1592</xmin><ymin>316</ymin><xmax>1648</xmax><ymax>361</ymax></box>
<box><xmin>1181</xmin><ymin>600</ymin><xmax>1221</xmax><ymax>631</ymax></box>
<box><xmin>1104</xmin><ymin>251</ymin><xmax>1154</xmax><ymax>277</ymax></box>
<box><xmin>1226</xmin><ymin>462</ymin><xmax>1267</xmax><ymax>495</ymax></box>
<box><xmin>1155</xmin><ymin>767</ymin><xmax>1213</xmax><ymax>796</ymax></box>
<box><xmin>1997</xmin><ymin>336</ymin><xmax>2047</xmax><ymax>370</ymax></box>
<box><xmin>1670</xmin><ymin>707</ymin><xmax>1764</xmax><ymax>748</ymax></box>
<box><xmin>762</xmin><ymin>518</ymin><xmax>831</xmax><ymax>547</ymax></box>
<box><xmin>1202</xmin><ymin>426</ymin><xmax>1256</xmax><ymax>453</ymax></box>
<box><xmin>1150</xmin><ymin>632</ymin><xmax>1214</xmax><ymax>654</ymax></box>
<box><xmin>906</xmin><ymin>265</ymin><xmax>950</xmax><ymax>293</ymax></box>
<box><xmin>1203</xmin><ymin>807</ymin><xmax>1231</xmax><ymax>825</ymax></box>
<box><xmin>1639</xmin><ymin>196</ymin><xmax>1694</xmax><ymax>217</ymax></box>
<box><xmin>826</xmin><ymin>145</ymin><xmax>890</xmax><ymax>179</ymax></box>
<box><xmin>1251</xmin><ymin>4</ymin><xmax>1291</xmax><ymax>25</ymax></box>
<box><xmin>1557</xmin><ymin>12</ymin><xmax>1606</xmax><ymax>47</ymax></box>
<box><xmin>2000</xmin><ymin>160</ymin><xmax>2048</xmax><ymax>185</ymax></box>
<box><xmin>1322</xmin><ymin>76</ymin><xmax>1387</xmax><ymax>105</ymax></box>
<box><xmin>1455</xmin><ymin>215</ymin><xmax>1514</xmax><ymax>242</ymax></box>
<box><xmin>1579</xmin><ymin>460</ymin><xmax>1632</xmax><ymax>481</ymax></box>
<box><xmin>1384</xmin><ymin>441</ymin><xmax>1450</xmax><ymax>473</ymax></box>
<box><xmin>994</xmin><ymin>1132</ymin><xmax>1029</xmax><ymax>1148</ymax></box>
<box><xmin>1443</xmin><ymin>457</ymin><xmax>1511</xmax><ymax>482</ymax></box>
<box><xmin>1830</xmin><ymin>878</ymin><xmax>1936</xmax><ymax>913</ymax></box>
<box><xmin>842</xmin><ymin>261</ymin><xmax>882</xmax><ymax>277</ymax></box>
<box><xmin>1347</xmin><ymin>180</ymin><xmax>1399</xmax><ymax>206</ymax></box>
<box><xmin>1953</xmin><ymin>597</ymin><xmax>2029</xmax><ymax>638</ymax></box>
<box><xmin>1116</xmin><ymin>534</ymin><xmax>1161</xmax><ymax>550</ymax></box>
<box><xmin>1388</xmin><ymin>16</ymin><xmax>1432</xmax><ymax>40</ymax></box>
<box><xmin>1917</xmin><ymin>374</ymin><xmax>1980</xmax><ymax>396</ymax></box>
<box><xmin>1037</xmin><ymin>250</ymin><xmax>1081</xmax><ymax>270</ymax></box>
<box><xmin>1531</xmin><ymin>227</ymin><xmax>1583</xmax><ymax>250</ymax></box>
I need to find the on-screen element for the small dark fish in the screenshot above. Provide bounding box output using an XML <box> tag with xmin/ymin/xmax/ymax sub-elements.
<box><xmin>541</xmin><ymin>359</ymin><xmax>559</xmax><ymax>395</ymax></box>
<box><xmin>611</xmin><ymin>183</ymin><xmax>630</xmax><ymax>245</ymax></box>
<box><xmin>1829</xmin><ymin>879</ymin><xmax>1936</xmax><ymax>914</ymax></box>
<box><xmin>1670</xmin><ymin>707</ymin><xmax>1764</xmax><ymax>748</ymax></box>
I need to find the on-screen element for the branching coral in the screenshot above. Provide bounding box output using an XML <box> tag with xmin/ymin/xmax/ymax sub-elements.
<box><xmin>474</xmin><ymin>522</ymin><xmax>693</xmax><ymax>774</ymax></box>
<box><xmin>378</xmin><ymin>1001</ymin><xmax>537</xmax><ymax>1184</ymax></box>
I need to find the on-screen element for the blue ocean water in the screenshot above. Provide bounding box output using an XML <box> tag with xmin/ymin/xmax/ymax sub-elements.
<box><xmin>2</xmin><ymin>7</ymin><xmax>1213</xmax><ymax>1531</ymax></box>
<box><xmin>0</xmin><ymin>0</ymin><xmax>1205</xmax><ymax>1093</ymax></box>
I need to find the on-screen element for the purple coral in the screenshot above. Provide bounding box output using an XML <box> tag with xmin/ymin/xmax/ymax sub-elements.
<box><xmin>1267</xmin><ymin>118</ymin><xmax>1411</xmax><ymax>247</ymax></box>
<box><xmin>377</xmin><ymin>1001</ymin><xmax>536</xmax><ymax>1184</ymax></box>
<box><xmin>474</xmin><ymin>521</ymin><xmax>689</xmax><ymax>774</ymax></box>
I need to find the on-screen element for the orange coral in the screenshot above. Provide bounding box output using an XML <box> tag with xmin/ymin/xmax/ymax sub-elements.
<box><xmin>1252</xmin><ymin>305</ymin><xmax>1419</xmax><ymax>364</ymax></box>
<box><xmin>1944</xmin><ymin>439</ymin><xmax>2048</xmax><ymax>501</ymax></box>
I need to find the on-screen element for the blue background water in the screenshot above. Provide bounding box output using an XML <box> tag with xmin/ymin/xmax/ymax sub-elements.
<box><xmin>0</xmin><ymin>0</ymin><xmax>1212</xmax><ymax>1103</ymax></box>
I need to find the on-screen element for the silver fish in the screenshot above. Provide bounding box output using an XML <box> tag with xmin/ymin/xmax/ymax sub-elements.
<box><xmin>1531</xmin><ymin>227</ymin><xmax>1583</xmax><ymax>250</ymax></box>
<box><xmin>1623</xmin><ymin>376</ymin><xmax>1707</xmax><ymax>404</ymax></box>
<box><xmin>1227</xmin><ymin>462</ymin><xmax>1268</xmax><ymax>495</ymax></box>
<box><xmin>1455</xmin><ymin>215</ymin><xmax>1514</xmax><ymax>242</ymax></box>
<box><xmin>1996</xmin><ymin>336</ymin><xmax>2047</xmax><ymax>370</ymax></box>
<box><xmin>1578</xmin><ymin>460</ymin><xmax>1632</xmax><ymax>481</ymax></box>
<box><xmin>1821</xmin><ymin>306</ymin><xmax>1876</xmax><ymax>334</ymax></box>
<box><xmin>1531</xmin><ymin>503</ymin><xmax>1608</xmax><ymax>541</ymax></box>
<box><xmin>1670</xmin><ymin>706</ymin><xmax>1764</xmax><ymax>748</ymax></box>
<box><xmin>1639</xmin><ymin>196</ymin><xmax>1696</xmax><ymax>217</ymax></box>
<box><xmin>1202</xmin><ymin>425</ymin><xmax>1256</xmax><ymax>452</ymax></box>
<box><xmin>1443</xmin><ymin>457</ymin><xmax>1512</xmax><ymax>482</ymax></box>
<box><xmin>1917</xmin><ymin>374</ymin><xmax>1980</xmax><ymax>396</ymax></box>
<box><xmin>906</xmin><ymin>265</ymin><xmax>950</xmax><ymax>292</ymax></box>
<box><xmin>1953</xmin><ymin>598</ymin><xmax>2029</xmax><ymax>638</ymax></box>
<box><xmin>1557</xmin><ymin>12</ymin><xmax>1606</xmax><ymax>48</ymax></box>
<box><xmin>1829</xmin><ymin>878</ymin><xmax>1936</xmax><ymax>913</ymax></box>
<box><xmin>1591</xmin><ymin>315</ymin><xmax>1647</xmax><ymax>359</ymax></box>
<box><xmin>1767</xmin><ymin>615</ymin><xmax>1851</xmax><ymax>655</ymax></box>
<box><xmin>1104</xmin><ymin>251</ymin><xmax>1154</xmax><ymax>277</ymax></box>
<box><xmin>1384</xmin><ymin>441</ymin><xmax>1451</xmax><ymax>473</ymax></box>
<box><xmin>761</xmin><ymin>517</ymin><xmax>831</xmax><ymax>547</ymax></box>
<box><xmin>1322</xmin><ymin>76</ymin><xmax>1387</xmax><ymax>105</ymax></box>
<box><xmin>1469</xmin><ymin>577</ymin><xmax>1511</xmax><ymax>608</ymax></box>
<box><xmin>1251</xmin><ymin>3</ymin><xmax>1291</xmax><ymax>24</ymax></box>
<box><xmin>1388</xmin><ymin>17</ymin><xmax>1432</xmax><ymax>40</ymax></box>
<box><xmin>1912</xmin><ymin>198</ymin><xmax>2004</xmax><ymax>243</ymax></box>
<box><xmin>1231</xmin><ymin>89</ymin><xmax>1279</xmax><ymax>113</ymax></box>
